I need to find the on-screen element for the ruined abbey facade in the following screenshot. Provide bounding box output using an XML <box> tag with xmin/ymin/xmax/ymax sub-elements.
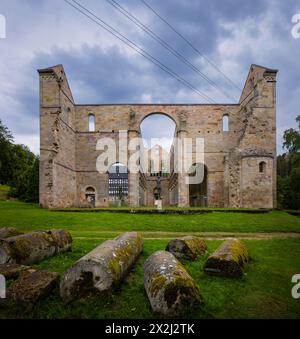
<box><xmin>39</xmin><ymin>64</ymin><xmax>277</xmax><ymax>209</ymax></box>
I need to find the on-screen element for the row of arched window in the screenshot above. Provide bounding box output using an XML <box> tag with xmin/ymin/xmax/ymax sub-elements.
<box><xmin>88</xmin><ymin>113</ymin><xmax>231</xmax><ymax>132</ymax></box>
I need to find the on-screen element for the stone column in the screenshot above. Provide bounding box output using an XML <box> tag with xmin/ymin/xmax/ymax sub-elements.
<box><xmin>128</xmin><ymin>130</ymin><xmax>140</xmax><ymax>207</ymax></box>
<box><xmin>223</xmin><ymin>155</ymin><xmax>230</xmax><ymax>208</ymax></box>
<box><xmin>177</xmin><ymin>129</ymin><xmax>189</xmax><ymax>207</ymax></box>
<box><xmin>128</xmin><ymin>172</ymin><xmax>140</xmax><ymax>207</ymax></box>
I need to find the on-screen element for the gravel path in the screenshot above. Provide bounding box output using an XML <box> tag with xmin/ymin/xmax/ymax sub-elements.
<box><xmin>73</xmin><ymin>231</ymin><xmax>300</xmax><ymax>241</ymax></box>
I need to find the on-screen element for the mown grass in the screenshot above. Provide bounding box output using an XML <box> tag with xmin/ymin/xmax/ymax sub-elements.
<box><xmin>0</xmin><ymin>200</ymin><xmax>300</xmax><ymax>319</ymax></box>
<box><xmin>0</xmin><ymin>201</ymin><xmax>300</xmax><ymax>234</ymax></box>
<box><xmin>1</xmin><ymin>238</ymin><xmax>300</xmax><ymax>319</ymax></box>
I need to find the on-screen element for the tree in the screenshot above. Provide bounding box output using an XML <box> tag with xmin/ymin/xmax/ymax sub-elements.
<box><xmin>0</xmin><ymin>119</ymin><xmax>14</xmax><ymax>184</ymax></box>
<box><xmin>283</xmin><ymin>115</ymin><xmax>300</xmax><ymax>153</ymax></box>
<box><xmin>278</xmin><ymin>115</ymin><xmax>300</xmax><ymax>209</ymax></box>
<box><xmin>0</xmin><ymin>119</ymin><xmax>39</xmax><ymax>202</ymax></box>
<box><xmin>9</xmin><ymin>144</ymin><xmax>36</xmax><ymax>200</ymax></box>
<box><xmin>25</xmin><ymin>157</ymin><xmax>39</xmax><ymax>203</ymax></box>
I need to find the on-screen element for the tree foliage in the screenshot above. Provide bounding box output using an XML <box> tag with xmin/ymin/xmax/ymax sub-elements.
<box><xmin>0</xmin><ymin>119</ymin><xmax>14</xmax><ymax>184</ymax></box>
<box><xmin>0</xmin><ymin>119</ymin><xmax>39</xmax><ymax>203</ymax></box>
<box><xmin>283</xmin><ymin>116</ymin><xmax>300</xmax><ymax>153</ymax></box>
<box><xmin>277</xmin><ymin>115</ymin><xmax>300</xmax><ymax>209</ymax></box>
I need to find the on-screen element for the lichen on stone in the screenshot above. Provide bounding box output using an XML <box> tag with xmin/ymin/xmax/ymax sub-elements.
<box><xmin>12</xmin><ymin>237</ymin><xmax>32</xmax><ymax>261</ymax></box>
<box><xmin>204</xmin><ymin>239</ymin><xmax>249</xmax><ymax>278</ymax></box>
<box><xmin>166</xmin><ymin>236</ymin><xmax>207</xmax><ymax>261</ymax></box>
<box><xmin>149</xmin><ymin>273</ymin><xmax>167</xmax><ymax>297</ymax></box>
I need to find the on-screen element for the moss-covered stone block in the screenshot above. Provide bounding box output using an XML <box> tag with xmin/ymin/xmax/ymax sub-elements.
<box><xmin>0</xmin><ymin>228</ymin><xmax>23</xmax><ymax>239</ymax></box>
<box><xmin>0</xmin><ymin>264</ymin><xmax>35</xmax><ymax>279</ymax></box>
<box><xmin>166</xmin><ymin>236</ymin><xmax>207</xmax><ymax>261</ymax></box>
<box><xmin>144</xmin><ymin>251</ymin><xmax>203</xmax><ymax>317</ymax></box>
<box><xmin>60</xmin><ymin>232</ymin><xmax>143</xmax><ymax>303</ymax></box>
<box><xmin>7</xmin><ymin>270</ymin><xmax>59</xmax><ymax>310</ymax></box>
<box><xmin>204</xmin><ymin>238</ymin><xmax>249</xmax><ymax>278</ymax></box>
<box><xmin>0</xmin><ymin>230</ymin><xmax>72</xmax><ymax>265</ymax></box>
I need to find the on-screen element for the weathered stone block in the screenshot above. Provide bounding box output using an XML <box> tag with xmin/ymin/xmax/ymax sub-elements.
<box><xmin>204</xmin><ymin>238</ymin><xmax>249</xmax><ymax>278</ymax></box>
<box><xmin>0</xmin><ymin>228</ymin><xmax>23</xmax><ymax>239</ymax></box>
<box><xmin>7</xmin><ymin>270</ymin><xmax>59</xmax><ymax>309</ymax></box>
<box><xmin>144</xmin><ymin>251</ymin><xmax>202</xmax><ymax>317</ymax></box>
<box><xmin>0</xmin><ymin>264</ymin><xmax>35</xmax><ymax>279</ymax></box>
<box><xmin>0</xmin><ymin>230</ymin><xmax>72</xmax><ymax>265</ymax></box>
<box><xmin>60</xmin><ymin>232</ymin><xmax>143</xmax><ymax>303</ymax></box>
<box><xmin>166</xmin><ymin>236</ymin><xmax>207</xmax><ymax>261</ymax></box>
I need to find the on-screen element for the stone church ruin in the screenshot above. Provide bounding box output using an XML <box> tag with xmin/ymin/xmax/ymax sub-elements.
<box><xmin>39</xmin><ymin>64</ymin><xmax>277</xmax><ymax>208</ymax></box>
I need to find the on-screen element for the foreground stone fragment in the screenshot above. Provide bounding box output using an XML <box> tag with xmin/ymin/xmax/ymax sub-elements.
<box><xmin>144</xmin><ymin>251</ymin><xmax>202</xmax><ymax>317</ymax></box>
<box><xmin>0</xmin><ymin>228</ymin><xmax>23</xmax><ymax>239</ymax></box>
<box><xmin>204</xmin><ymin>238</ymin><xmax>249</xmax><ymax>278</ymax></box>
<box><xmin>60</xmin><ymin>232</ymin><xmax>143</xmax><ymax>303</ymax></box>
<box><xmin>0</xmin><ymin>230</ymin><xmax>72</xmax><ymax>265</ymax></box>
<box><xmin>0</xmin><ymin>264</ymin><xmax>35</xmax><ymax>279</ymax></box>
<box><xmin>166</xmin><ymin>236</ymin><xmax>207</xmax><ymax>261</ymax></box>
<box><xmin>7</xmin><ymin>270</ymin><xmax>59</xmax><ymax>309</ymax></box>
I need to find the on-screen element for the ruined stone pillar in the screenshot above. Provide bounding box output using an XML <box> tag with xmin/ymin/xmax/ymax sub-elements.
<box><xmin>0</xmin><ymin>230</ymin><xmax>72</xmax><ymax>265</ymax></box>
<box><xmin>177</xmin><ymin>129</ymin><xmax>189</xmax><ymax>207</ymax></box>
<box><xmin>128</xmin><ymin>129</ymin><xmax>141</xmax><ymax>207</ymax></box>
<box><xmin>223</xmin><ymin>155</ymin><xmax>230</xmax><ymax>208</ymax></box>
<box><xmin>178</xmin><ymin>175</ymin><xmax>189</xmax><ymax>207</ymax></box>
<box><xmin>204</xmin><ymin>238</ymin><xmax>249</xmax><ymax>278</ymax></box>
<box><xmin>60</xmin><ymin>232</ymin><xmax>143</xmax><ymax>303</ymax></box>
<box><xmin>128</xmin><ymin>172</ymin><xmax>140</xmax><ymax>207</ymax></box>
<box><xmin>144</xmin><ymin>251</ymin><xmax>202</xmax><ymax>317</ymax></box>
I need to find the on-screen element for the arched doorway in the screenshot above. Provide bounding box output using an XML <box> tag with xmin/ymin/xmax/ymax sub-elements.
<box><xmin>140</xmin><ymin>113</ymin><xmax>177</xmax><ymax>207</ymax></box>
<box><xmin>189</xmin><ymin>164</ymin><xmax>208</xmax><ymax>207</ymax></box>
<box><xmin>85</xmin><ymin>186</ymin><xmax>96</xmax><ymax>207</ymax></box>
<box><xmin>108</xmin><ymin>163</ymin><xmax>128</xmax><ymax>206</ymax></box>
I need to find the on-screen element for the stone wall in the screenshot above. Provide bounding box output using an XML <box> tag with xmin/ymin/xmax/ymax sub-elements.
<box><xmin>39</xmin><ymin>64</ymin><xmax>277</xmax><ymax>208</ymax></box>
<box><xmin>39</xmin><ymin>65</ymin><xmax>76</xmax><ymax>208</ymax></box>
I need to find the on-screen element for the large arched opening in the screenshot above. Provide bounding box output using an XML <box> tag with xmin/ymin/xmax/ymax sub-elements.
<box><xmin>139</xmin><ymin>113</ymin><xmax>177</xmax><ymax>207</ymax></box>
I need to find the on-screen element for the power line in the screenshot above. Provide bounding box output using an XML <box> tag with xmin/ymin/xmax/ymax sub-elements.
<box><xmin>140</xmin><ymin>0</ymin><xmax>242</xmax><ymax>92</ymax></box>
<box><xmin>63</xmin><ymin>0</ymin><xmax>216</xmax><ymax>103</ymax></box>
<box><xmin>106</xmin><ymin>0</ymin><xmax>236</xmax><ymax>102</ymax></box>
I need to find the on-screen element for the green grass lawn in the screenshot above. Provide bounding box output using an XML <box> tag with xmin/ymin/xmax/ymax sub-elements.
<box><xmin>0</xmin><ymin>201</ymin><xmax>300</xmax><ymax>235</ymax></box>
<box><xmin>1</xmin><ymin>238</ymin><xmax>300</xmax><ymax>319</ymax></box>
<box><xmin>0</xmin><ymin>200</ymin><xmax>300</xmax><ymax>319</ymax></box>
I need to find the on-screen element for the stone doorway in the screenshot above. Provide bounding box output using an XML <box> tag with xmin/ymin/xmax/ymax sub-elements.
<box><xmin>189</xmin><ymin>164</ymin><xmax>208</xmax><ymax>207</ymax></box>
<box><xmin>85</xmin><ymin>187</ymin><xmax>96</xmax><ymax>207</ymax></box>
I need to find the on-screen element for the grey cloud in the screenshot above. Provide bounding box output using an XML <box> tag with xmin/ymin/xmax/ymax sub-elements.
<box><xmin>0</xmin><ymin>0</ymin><xmax>300</xmax><ymax>154</ymax></box>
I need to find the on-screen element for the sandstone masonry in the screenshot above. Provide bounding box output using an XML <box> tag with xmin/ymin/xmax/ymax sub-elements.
<box><xmin>39</xmin><ymin>64</ymin><xmax>277</xmax><ymax>208</ymax></box>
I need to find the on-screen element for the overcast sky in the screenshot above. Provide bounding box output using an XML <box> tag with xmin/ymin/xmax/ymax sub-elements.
<box><xmin>0</xmin><ymin>0</ymin><xmax>300</xmax><ymax>154</ymax></box>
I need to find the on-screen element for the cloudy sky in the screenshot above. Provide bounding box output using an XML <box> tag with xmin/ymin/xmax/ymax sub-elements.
<box><xmin>0</xmin><ymin>0</ymin><xmax>300</xmax><ymax>154</ymax></box>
